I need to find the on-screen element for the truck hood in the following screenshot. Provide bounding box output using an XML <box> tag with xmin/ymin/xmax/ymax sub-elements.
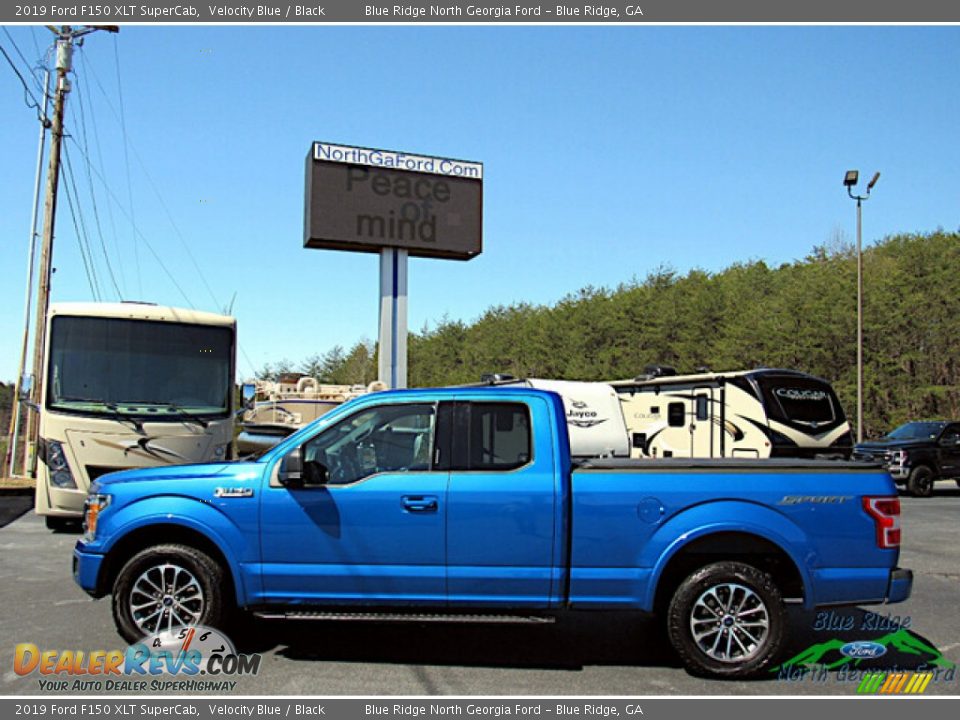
<box><xmin>93</xmin><ymin>462</ymin><xmax>241</xmax><ymax>487</ymax></box>
<box><xmin>856</xmin><ymin>438</ymin><xmax>924</xmax><ymax>450</ymax></box>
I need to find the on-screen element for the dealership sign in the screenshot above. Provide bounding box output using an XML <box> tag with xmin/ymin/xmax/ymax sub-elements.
<box><xmin>304</xmin><ymin>141</ymin><xmax>483</xmax><ymax>260</ymax></box>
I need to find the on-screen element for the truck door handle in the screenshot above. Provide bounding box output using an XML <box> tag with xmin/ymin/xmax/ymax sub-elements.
<box><xmin>401</xmin><ymin>495</ymin><xmax>438</xmax><ymax>512</ymax></box>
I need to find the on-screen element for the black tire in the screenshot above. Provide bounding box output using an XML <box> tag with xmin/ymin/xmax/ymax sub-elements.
<box><xmin>111</xmin><ymin>544</ymin><xmax>228</xmax><ymax>644</ymax></box>
<box><xmin>907</xmin><ymin>466</ymin><xmax>935</xmax><ymax>498</ymax></box>
<box><xmin>955</xmin><ymin>479</ymin><xmax>960</xmax><ymax>490</ymax></box>
<box><xmin>667</xmin><ymin>561</ymin><xmax>786</xmax><ymax>678</ymax></box>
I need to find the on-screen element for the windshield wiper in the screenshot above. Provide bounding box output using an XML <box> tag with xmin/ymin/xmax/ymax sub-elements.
<box><xmin>125</xmin><ymin>400</ymin><xmax>209</xmax><ymax>429</ymax></box>
<box><xmin>55</xmin><ymin>396</ymin><xmax>145</xmax><ymax>434</ymax></box>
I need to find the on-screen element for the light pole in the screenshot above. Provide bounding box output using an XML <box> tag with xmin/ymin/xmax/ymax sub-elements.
<box><xmin>843</xmin><ymin>169</ymin><xmax>880</xmax><ymax>443</ymax></box>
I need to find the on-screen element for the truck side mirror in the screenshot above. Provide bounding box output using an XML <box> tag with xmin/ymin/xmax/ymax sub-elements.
<box><xmin>303</xmin><ymin>460</ymin><xmax>330</xmax><ymax>486</ymax></box>
<box><xmin>278</xmin><ymin>447</ymin><xmax>303</xmax><ymax>487</ymax></box>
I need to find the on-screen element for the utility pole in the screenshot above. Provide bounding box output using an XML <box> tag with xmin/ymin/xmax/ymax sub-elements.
<box><xmin>20</xmin><ymin>25</ymin><xmax>118</xmax><ymax>477</ymax></box>
<box><xmin>0</xmin><ymin>68</ymin><xmax>50</xmax><ymax>478</ymax></box>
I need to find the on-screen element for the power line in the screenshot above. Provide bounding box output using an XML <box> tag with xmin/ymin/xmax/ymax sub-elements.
<box><xmin>77</xmin><ymin>45</ymin><xmax>223</xmax><ymax>311</ymax></box>
<box><xmin>64</xmin><ymin>136</ymin><xmax>198</xmax><ymax>309</ymax></box>
<box><xmin>112</xmin><ymin>35</ymin><xmax>141</xmax><ymax>297</ymax></box>
<box><xmin>0</xmin><ymin>41</ymin><xmax>48</xmax><ymax>123</ymax></box>
<box><xmin>61</xmin><ymin>142</ymin><xmax>103</xmax><ymax>301</ymax></box>
<box><xmin>2</xmin><ymin>27</ymin><xmax>44</xmax><ymax>92</ymax></box>
<box><xmin>71</xmin><ymin>70</ymin><xmax>123</xmax><ymax>299</ymax></box>
<box><xmin>76</xmin><ymin>47</ymin><xmax>125</xmax><ymax>298</ymax></box>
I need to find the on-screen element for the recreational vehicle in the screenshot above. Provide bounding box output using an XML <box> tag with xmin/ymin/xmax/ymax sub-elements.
<box><xmin>35</xmin><ymin>302</ymin><xmax>236</xmax><ymax>528</ymax></box>
<box><xmin>483</xmin><ymin>368</ymin><xmax>852</xmax><ymax>460</ymax></box>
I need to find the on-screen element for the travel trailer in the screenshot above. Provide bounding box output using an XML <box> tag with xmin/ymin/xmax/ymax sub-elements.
<box><xmin>611</xmin><ymin>367</ymin><xmax>852</xmax><ymax>459</ymax></box>
<box><xmin>35</xmin><ymin>302</ymin><xmax>236</xmax><ymax>528</ymax></box>
<box><xmin>482</xmin><ymin>367</ymin><xmax>852</xmax><ymax>460</ymax></box>
<box><xmin>236</xmin><ymin>375</ymin><xmax>384</xmax><ymax>455</ymax></box>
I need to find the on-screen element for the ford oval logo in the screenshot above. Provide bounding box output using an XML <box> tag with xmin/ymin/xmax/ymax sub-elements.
<box><xmin>840</xmin><ymin>641</ymin><xmax>888</xmax><ymax>659</ymax></box>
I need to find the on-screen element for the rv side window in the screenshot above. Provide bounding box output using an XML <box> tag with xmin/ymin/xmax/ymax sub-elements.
<box><xmin>668</xmin><ymin>402</ymin><xmax>685</xmax><ymax>427</ymax></box>
<box><xmin>696</xmin><ymin>396</ymin><xmax>709</xmax><ymax>421</ymax></box>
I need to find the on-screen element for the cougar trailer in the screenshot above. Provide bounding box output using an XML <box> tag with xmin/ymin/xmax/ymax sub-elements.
<box><xmin>611</xmin><ymin>368</ymin><xmax>852</xmax><ymax>460</ymax></box>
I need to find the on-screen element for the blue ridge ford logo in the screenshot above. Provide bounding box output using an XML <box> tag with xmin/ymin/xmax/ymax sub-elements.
<box><xmin>840</xmin><ymin>641</ymin><xmax>888</xmax><ymax>659</ymax></box>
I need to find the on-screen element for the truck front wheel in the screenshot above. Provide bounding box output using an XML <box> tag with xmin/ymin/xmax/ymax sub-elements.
<box><xmin>666</xmin><ymin>561</ymin><xmax>786</xmax><ymax>678</ymax></box>
<box><xmin>907</xmin><ymin>466</ymin><xmax>934</xmax><ymax>497</ymax></box>
<box><xmin>111</xmin><ymin>544</ymin><xmax>227</xmax><ymax>644</ymax></box>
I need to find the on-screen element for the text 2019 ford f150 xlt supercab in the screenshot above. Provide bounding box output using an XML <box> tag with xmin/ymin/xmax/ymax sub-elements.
<box><xmin>74</xmin><ymin>387</ymin><xmax>911</xmax><ymax>678</ymax></box>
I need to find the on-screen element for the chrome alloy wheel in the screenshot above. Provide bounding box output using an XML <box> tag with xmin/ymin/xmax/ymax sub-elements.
<box><xmin>689</xmin><ymin>582</ymin><xmax>770</xmax><ymax>663</ymax></box>
<box><xmin>129</xmin><ymin>563</ymin><xmax>205</xmax><ymax>635</ymax></box>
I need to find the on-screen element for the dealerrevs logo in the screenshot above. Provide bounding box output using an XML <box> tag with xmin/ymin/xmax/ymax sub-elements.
<box><xmin>13</xmin><ymin>625</ymin><xmax>261</xmax><ymax>692</ymax></box>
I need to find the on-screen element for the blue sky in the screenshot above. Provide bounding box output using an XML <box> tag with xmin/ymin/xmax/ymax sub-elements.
<box><xmin>1</xmin><ymin>25</ymin><xmax>958</xmax><ymax>382</ymax></box>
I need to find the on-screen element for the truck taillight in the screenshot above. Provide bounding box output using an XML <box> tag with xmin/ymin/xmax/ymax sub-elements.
<box><xmin>862</xmin><ymin>496</ymin><xmax>901</xmax><ymax>549</ymax></box>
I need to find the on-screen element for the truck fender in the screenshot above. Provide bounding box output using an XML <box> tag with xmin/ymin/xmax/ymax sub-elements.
<box><xmin>642</xmin><ymin>500</ymin><xmax>816</xmax><ymax>611</ymax></box>
<box><xmin>98</xmin><ymin>495</ymin><xmax>254</xmax><ymax>607</ymax></box>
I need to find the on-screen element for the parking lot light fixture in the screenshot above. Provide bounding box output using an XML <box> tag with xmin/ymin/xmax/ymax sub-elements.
<box><xmin>844</xmin><ymin>169</ymin><xmax>881</xmax><ymax>443</ymax></box>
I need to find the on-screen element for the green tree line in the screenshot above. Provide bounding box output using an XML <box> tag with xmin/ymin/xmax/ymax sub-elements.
<box><xmin>265</xmin><ymin>231</ymin><xmax>959</xmax><ymax>438</ymax></box>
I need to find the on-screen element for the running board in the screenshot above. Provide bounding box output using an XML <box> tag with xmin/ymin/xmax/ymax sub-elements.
<box><xmin>253</xmin><ymin>610</ymin><xmax>556</xmax><ymax>624</ymax></box>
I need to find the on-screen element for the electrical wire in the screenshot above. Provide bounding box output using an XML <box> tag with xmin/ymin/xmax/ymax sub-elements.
<box><xmin>76</xmin><ymin>48</ymin><xmax>125</xmax><ymax>298</ymax></box>
<box><xmin>64</xmin><ymin>136</ymin><xmax>198</xmax><ymax>310</ymax></box>
<box><xmin>78</xmin><ymin>45</ymin><xmax>223</xmax><ymax>312</ymax></box>
<box><xmin>2</xmin><ymin>27</ymin><xmax>44</xmax><ymax>93</ymax></box>
<box><xmin>72</xmin><ymin>70</ymin><xmax>123</xmax><ymax>299</ymax></box>
<box><xmin>0</xmin><ymin>41</ymin><xmax>48</xmax><ymax>124</ymax></box>
<box><xmin>61</xmin><ymin>143</ymin><xmax>103</xmax><ymax>301</ymax></box>
<box><xmin>112</xmin><ymin>35</ymin><xmax>141</xmax><ymax>297</ymax></box>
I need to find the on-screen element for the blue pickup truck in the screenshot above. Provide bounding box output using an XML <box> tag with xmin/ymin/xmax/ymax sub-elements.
<box><xmin>73</xmin><ymin>387</ymin><xmax>911</xmax><ymax>678</ymax></box>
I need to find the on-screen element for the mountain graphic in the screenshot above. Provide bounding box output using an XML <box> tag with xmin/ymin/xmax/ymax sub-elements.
<box><xmin>773</xmin><ymin>629</ymin><xmax>955</xmax><ymax>672</ymax></box>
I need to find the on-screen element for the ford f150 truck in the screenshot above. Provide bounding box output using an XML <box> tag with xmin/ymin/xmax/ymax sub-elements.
<box><xmin>854</xmin><ymin>420</ymin><xmax>960</xmax><ymax>497</ymax></box>
<box><xmin>73</xmin><ymin>387</ymin><xmax>912</xmax><ymax>678</ymax></box>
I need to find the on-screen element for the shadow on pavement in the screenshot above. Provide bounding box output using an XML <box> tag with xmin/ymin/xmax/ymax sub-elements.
<box><xmin>0</xmin><ymin>495</ymin><xmax>33</xmax><ymax>529</ymax></box>
<box><xmin>225</xmin><ymin>604</ymin><xmax>952</xmax><ymax>680</ymax></box>
<box><xmin>234</xmin><ymin>611</ymin><xmax>680</xmax><ymax>672</ymax></box>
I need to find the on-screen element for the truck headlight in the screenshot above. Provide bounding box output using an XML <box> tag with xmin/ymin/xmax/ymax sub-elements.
<box><xmin>889</xmin><ymin>449</ymin><xmax>908</xmax><ymax>465</ymax></box>
<box><xmin>46</xmin><ymin>440</ymin><xmax>77</xmax><ymax>489</ymax></box>
<box><xmin>82</xmin><ymin>494</ymin><xmax>111</xmax><ymax>541</ymax></box>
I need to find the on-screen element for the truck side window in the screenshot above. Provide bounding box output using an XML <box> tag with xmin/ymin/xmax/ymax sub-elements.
<box><xmin>668</xmin><ymin>402</ymin><xmax>685</xmax><ymax>427</ymax></box>
<box><xmin>301</xmin><ymin>403</ymin><xmax>436</xmax><ymax>485</ymax></box>
<box><xmin>445</xmin><ymin>403</ymin><xmax>531</xmax><ymax>472</ymax></box>
<box><xmin>470</xmin><ymin>403</ymin><xmax>531</xmax><ymax>470</ymax></box>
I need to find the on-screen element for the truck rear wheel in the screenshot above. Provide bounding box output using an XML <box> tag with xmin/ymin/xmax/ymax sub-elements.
<box><xmin>907</xmin><ymin>466</ymin><xmax>934</xmax><ymax>497</ymax></box>
<box><xmin>666</xmin><ymin>561</ymin><xmax>786</xmax><ymax>678</ymax></box>
<box><xmin>111</xmin><ymin>544</ymin><xmax>227</xmax><ymax>644</ymax></box>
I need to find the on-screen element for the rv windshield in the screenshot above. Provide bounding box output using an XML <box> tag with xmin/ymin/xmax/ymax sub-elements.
<box><xmin>756</xmin><ymin>375</ymin><xmax>841</xmax><ymax>427</ymax></box>
<box><xmin>47</xmin><ymin>316</ymin><xmax>233</xmax><ymax>418</ymax></box>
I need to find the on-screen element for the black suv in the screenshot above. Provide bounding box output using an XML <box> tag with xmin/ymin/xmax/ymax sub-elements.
<box><xmin>854</xmin><ymin>421</ymin><xmax>960</xmax><ymax>497</ymax></box>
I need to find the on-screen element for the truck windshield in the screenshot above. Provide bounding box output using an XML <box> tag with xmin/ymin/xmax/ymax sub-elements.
<box><xmin>47</xmin><ymin>316</ymin><xmax>233</xmax><ymax>418</ymax></box>
<box><xmin>885</xmin><ymin>422</ymin><xmax>945</xmax><ymax>441</ymax></box>
<box><xmin>756</xmin><ymin>375</ymin><xmax>841</xmax><ymax>426</ymax></box>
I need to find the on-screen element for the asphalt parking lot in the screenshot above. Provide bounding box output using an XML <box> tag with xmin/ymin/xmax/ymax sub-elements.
<box><xmin>1</xmin><ymin>490</ymin><xmax>958</xmax><ymax>696</ymax></box>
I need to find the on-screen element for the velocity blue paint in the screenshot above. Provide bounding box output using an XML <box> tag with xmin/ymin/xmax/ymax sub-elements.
<box><xmin>73</xmin><ymin>388</ymin><xmax>911</xmax><ymax>617</ymax></box>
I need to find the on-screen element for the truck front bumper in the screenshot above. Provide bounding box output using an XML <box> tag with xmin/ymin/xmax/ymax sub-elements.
<box><xmin>886</xmin><ymin>567</ymin><xmax>913</xmax><ymax>604</ymax></box>
<box><xmin>888</xmin><ymin>464</ymin><xmax>910</xmax><ymax>481</ymax></box>
<box><xmin>73</xmin><ymin>543</ymin><xmax>106</xmax><ymax>598</ymax></box>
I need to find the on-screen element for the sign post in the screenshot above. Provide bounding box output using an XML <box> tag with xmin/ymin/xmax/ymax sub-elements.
<box><xmin>304</xmin><ymin>141</ymin><xmax>483</xmax><ymax>388</ymax></box>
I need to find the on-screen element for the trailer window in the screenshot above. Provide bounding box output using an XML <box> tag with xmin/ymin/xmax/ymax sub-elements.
<box><xmin>668</xmin><ymin>402</ymin><xmax>685</xmax><ymax>427</ymax></box>
<box><xmin>757</xmin><ymin>376</ymin><xmax>840</xmax><ymax>426</ymax></box>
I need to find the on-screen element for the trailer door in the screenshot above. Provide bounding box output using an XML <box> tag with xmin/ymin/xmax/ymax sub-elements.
<box><xmin>690</xmin><ymin>387</ymin><xmax>716</xmax><ymax>457</ymax></box>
